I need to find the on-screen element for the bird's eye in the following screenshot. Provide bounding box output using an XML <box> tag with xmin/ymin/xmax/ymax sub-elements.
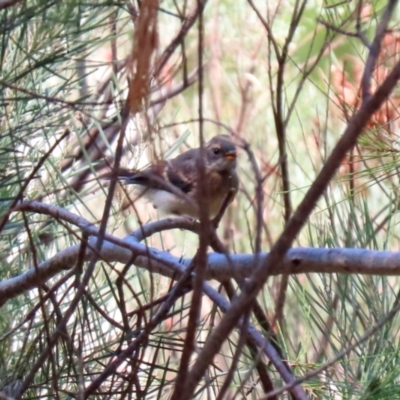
<box><xmin>212</xmin><ymin>147</ymin><xmax>221</xmax><ymax>155</ymax></box>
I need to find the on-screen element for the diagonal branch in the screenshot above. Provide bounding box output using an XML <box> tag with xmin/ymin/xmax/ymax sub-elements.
<box><xmin>182</xmin><ymin>26</ymin><xmax>400</xmax><ymax>400</ymax></box>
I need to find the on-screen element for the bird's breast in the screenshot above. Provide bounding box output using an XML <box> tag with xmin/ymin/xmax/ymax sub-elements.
<box><xmin>146</xmin><ymin>189</ymin><xmax>199</xmax><ymax>218</ymax></box>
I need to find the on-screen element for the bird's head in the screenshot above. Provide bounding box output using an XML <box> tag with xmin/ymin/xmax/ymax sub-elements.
<box><xmin>205</xmin><ymin>135</ymin><xmax>237</xmax><ymax>172</ymax></box>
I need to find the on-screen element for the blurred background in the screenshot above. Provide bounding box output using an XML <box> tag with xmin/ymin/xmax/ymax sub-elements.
<box><xmin>1</xmin><ymin>0</ymin><xmax>400</xmax><ymax>398</ymax></box>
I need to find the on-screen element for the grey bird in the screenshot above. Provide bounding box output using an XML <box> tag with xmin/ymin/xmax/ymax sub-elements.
<box><xmin>108</xmin><ymin>135</ymin><xmax>239</xmax><ymax>219</ymax></box>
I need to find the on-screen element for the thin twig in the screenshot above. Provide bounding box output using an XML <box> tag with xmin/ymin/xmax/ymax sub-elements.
<box><xmin>261</xmin><ymin>288</ymin><xmax>400</xmax><ymax>399</ymax></box>
<box><xmin>182</xmin><ymin>36</ymin><xmax>400</xmax><ymax>400</ymax></box>
<box><xmin>361</xmin><ymin>0</ymin><xmax>397</xmax><ymax>101</ymax></box>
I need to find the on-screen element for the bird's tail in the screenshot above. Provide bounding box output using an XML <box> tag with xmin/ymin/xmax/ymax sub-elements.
<box><xmin>102</xmin><ymin>168</ymin><xmax>150</xmax><ymax>186</ymax></box>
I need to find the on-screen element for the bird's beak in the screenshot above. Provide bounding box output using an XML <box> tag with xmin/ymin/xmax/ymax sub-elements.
<box><xmin>224</xmin><ymin>151</ymin><xmax>237</xmax><ymax>161</ymax></box>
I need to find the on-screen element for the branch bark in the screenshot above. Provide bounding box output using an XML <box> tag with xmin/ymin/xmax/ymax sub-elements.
<box><xmin>3</xmin><ymin>210</ymin><xmax>400</xmax><ymax>307</ymax></box>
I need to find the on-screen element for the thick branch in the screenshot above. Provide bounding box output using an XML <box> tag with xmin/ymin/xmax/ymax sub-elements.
<box><xmin>2</xmin><ymin>242</ymin><xmax>400</xmax><ymax>307</ymax></box>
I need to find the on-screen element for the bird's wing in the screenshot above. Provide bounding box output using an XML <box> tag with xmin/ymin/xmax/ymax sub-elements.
<box><xmin>109</xmin><ymin>156</ymin><xmax>195</xmax><ymax>196</ymax></box>
<box><xmin>106</xmin><ymin>149</ymin><xmax>203</xmax><ymax>195</ymax></box>
<box><xmin>164</xmin><ymin>149</ymin><xmax>199</xmax><ymax>194</ymax></box>
<box><xmin>164</xmin><ymin>165</ymin><xmax>193</xmax><ymax>194</ymax></box>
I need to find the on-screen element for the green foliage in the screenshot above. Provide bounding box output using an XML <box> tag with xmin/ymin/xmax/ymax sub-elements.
<box><xmin>1</xmin><ymin>0</ymin><xmax>400</xmax><ymax>398</ymax></box>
